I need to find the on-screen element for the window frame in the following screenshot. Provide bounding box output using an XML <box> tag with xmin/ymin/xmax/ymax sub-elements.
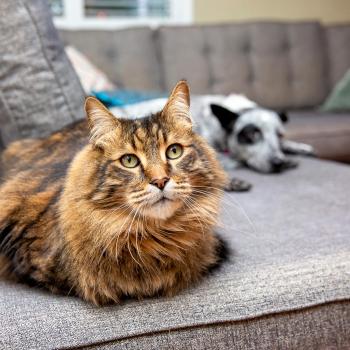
<box><xmin>53</xmin><ymin>0</ymin><xmax>193</xmax><ymax>29</ymax></box>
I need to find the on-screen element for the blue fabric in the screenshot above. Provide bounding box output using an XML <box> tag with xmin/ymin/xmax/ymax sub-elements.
<box><xmin>93</xmin><ymin>90</ymin><xmax>167</xmax><ymax>107</ymax></box>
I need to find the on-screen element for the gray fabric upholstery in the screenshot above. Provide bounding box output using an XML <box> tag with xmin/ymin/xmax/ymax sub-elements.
<box><xmin>326</xmin><ymin>24</ymin><xmax>350</xmax><ymax>88</ymax></box>
<box><xmin>286</xmin><ymin>111</ymin><xmax>350</xmax><ymax>161</ymax></box>
<box><xmin>61</xmin><ymin>22</ymin><xmax>334</xmax><ymax>109</ymax></box>
<box><xmin>0</xmin><ymin>0</ymin><xmax>85</xmax><ymax>145</ymax></box>
<box><xmin>85</xmin><ymin>302</ymin><xmax>350</xmax><ymax>350</ymax></box>
<box><xmin>1</xmin><ymin>158</ymin><xmax>349</xmax><ymax>349</ymax></box>
<box><xmin>59</xmin><ymin>28</ymin><xmax>162</xmax><ymax>91</ymax></box>
<box><xmin>158</xmin><ymin>22</ymin><xmax>329</xmax><ymax>109</ymax></box>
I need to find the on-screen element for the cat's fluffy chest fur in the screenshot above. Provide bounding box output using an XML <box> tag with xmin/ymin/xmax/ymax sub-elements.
<box><xmin>0</xmin><ymin>81</ymin><xmax>227</xmax><ymax>305</ymax></box>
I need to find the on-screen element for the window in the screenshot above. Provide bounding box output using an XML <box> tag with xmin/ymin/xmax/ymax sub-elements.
<box><xmin>51</xmin><ymin>0</ymin><xmax>192</xmax><ymax>29</ymax></box>
<box><xmin>85</xmin><ymin>0</ymin><xmax>170</xmax><ymax>18</ymax></box>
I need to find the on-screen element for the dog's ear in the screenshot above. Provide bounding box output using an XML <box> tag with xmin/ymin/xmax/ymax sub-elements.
<box><xmin>278</xmin><ymin>111</ymin><xmax>288</xmax><ymax>123</ymax></box>
<box><xmin>210</xmin><ymin>104</ymin><xmax>239</xmax><ymax>133</ymax></box>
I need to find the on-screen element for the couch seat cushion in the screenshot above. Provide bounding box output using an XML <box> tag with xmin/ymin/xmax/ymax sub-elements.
<box><xmin>0</xmin><ymin>158</ymin><xmax>349</xmax><ymax>349</ymax></box>
<box><xmin>286</xmin><ymin>111</ymin><xmax>350</xmax><ymax>161</ymax></box>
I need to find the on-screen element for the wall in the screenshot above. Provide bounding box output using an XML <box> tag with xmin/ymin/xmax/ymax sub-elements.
<box><xmin>193</xmin><ymin>0</ymin><xmax>350</xmax><ymax>24</ymax></box>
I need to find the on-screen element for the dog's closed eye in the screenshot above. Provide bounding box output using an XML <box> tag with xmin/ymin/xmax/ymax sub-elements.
<box><xmin>277</xmin><ymin>131</ymin><xmax>284</xmax><ymax>139</ymax></box>
<box><xmin>237</xmin><ymin>124</ymin><xmax>263</xmax><ymax>145</ymax></box>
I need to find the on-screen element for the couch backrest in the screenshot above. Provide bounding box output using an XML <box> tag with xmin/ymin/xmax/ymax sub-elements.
<box><xmin>60</xmin><ymin>21</ymin><xmax>350</xmax><ymax>110</ymax></box>
<box><xmin>325</xmin><ymin>24</ymin><xmax>350</xmax><ymax>88</ymax></box>
<box><xmin>60</xmin><ymin>28</ymin><xmax>162</xmax><ymax>91</ymax></box>
<box><xmin>157</xmin><ymin>22</ymin><xmax>328</xmax><ymax>109</ymax></box>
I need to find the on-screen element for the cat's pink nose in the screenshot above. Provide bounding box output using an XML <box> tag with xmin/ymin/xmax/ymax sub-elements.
<box><xmin>150</xmin><ymin>177</ymin><xmax>170</xmax><ymax>190</ymax></box>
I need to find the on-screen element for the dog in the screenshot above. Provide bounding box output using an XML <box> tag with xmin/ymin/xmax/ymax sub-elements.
<box><xmin>206</xmin><ymin>94</ymin><xmax>315</xmax><ymax>173</ymax></box>
<box><xmin>109</xmin><ymin>94</ymin><xmax>315</xmax><ymax>191</ymax></box>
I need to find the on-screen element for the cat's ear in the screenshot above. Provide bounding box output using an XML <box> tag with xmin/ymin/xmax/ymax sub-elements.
<box><xmin>162</xmin><ymin>80</ymin><xmax>192</xmax><ymax>129</ymax></box>
<box><xmin>210</xmin><ymin>104</ymin><xmax>239</xmax><ymax>133</ymax></box>
<box><xmin>85</xmin><ymin>97</ymin><xmax>120</xmax><ymax>149</ymax></box>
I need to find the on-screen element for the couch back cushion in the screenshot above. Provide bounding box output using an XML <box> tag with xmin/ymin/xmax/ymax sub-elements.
<box><xmin>0</xmin><ymin>0</ymin><xmax>85</xmax><ymax>146</ymax></box>
<box><xmin>326</xmin><ymin>25</ymin><xmax>350</xmax><ymax>88</ymax></box>
<box><xmin>158</xmin><ymin>22</ymin><xmax>329</xmax><ymax>109</ymax></box>
<box><xmin>60</xmin><ymin>22</ymin><xmax>335</xmax><ymax>110</ymax></box>
<box><xmin>60</xmin><ymin>28</ymin><xmax>162</xmax><ymax>92</ymax></box>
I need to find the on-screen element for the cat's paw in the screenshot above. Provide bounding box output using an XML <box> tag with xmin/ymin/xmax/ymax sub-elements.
<box><xmin>225</xmin><ymin>178</ymin><xmax>252</xmax><ymax>192</ymax></box>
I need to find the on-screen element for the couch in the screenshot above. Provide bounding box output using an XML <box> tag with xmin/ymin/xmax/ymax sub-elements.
<box><xmin>60</xmin><ymin>22</ymin><xmax>350</xmax><ymax>163</ymax></box>
<box><xmin>0</xmin><ymin>2</ymin><xmax>349</xmax><ymax>349</ymax></box>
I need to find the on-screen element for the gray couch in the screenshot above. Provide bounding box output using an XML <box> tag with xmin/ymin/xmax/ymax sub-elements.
<box><xmin>0</xmin><ymin>2</ymin><xmax>349</xmax><ymax>349</ymax></box>
<box><xmin>60</xmin><ymin>22</ymin><xmax>350</xmax><ymax>163</ymax></box>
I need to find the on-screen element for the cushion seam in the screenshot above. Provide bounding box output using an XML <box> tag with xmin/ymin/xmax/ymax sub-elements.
<box><xmin>58</xmin><ymin>297</ymin><xmax>350</xmax><ymax>350</ymax></box>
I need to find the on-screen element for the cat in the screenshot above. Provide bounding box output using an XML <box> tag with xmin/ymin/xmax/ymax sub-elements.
<box><xmin>0</xmin><ymin>81</ymin><xmax>228</xmax><ymax>305</ymax></box>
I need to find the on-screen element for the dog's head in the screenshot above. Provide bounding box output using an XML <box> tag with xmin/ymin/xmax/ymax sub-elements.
<box><xmin>210</xmin><ymin>104</ymin><xmax>298</xmax><ymax>173</ymax></box>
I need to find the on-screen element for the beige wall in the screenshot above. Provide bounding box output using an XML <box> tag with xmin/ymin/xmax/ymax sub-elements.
<box><xmin>193</xmin><ymin>0</ymin><xmax>350</xmax><ymax>24</ymax></box>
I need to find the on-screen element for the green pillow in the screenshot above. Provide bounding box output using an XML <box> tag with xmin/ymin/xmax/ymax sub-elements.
<box><xmin>322</xmin><ymin>69</ymin><xmax>350</xmax><ymax>112</ymax></box>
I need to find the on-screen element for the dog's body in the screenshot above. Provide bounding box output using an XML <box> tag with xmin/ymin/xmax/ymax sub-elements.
<box><xmin>207</xmin><ymin>95</ymin><xmax>315</xmax><ymax>173</ymax></box>
<box><xmin>110</xmin><ymin>94</ymin><xmax>314</xmax><ymax>189</ymax></box>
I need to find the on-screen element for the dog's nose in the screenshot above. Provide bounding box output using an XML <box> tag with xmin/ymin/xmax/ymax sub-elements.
<box><xmin>150</xmin><ymin>177</ymin><xmax>170</xmax><ymax>190</ymax></box>
<box><xmin>271</xmin><ymin>157</ymin><xmax>284</xmax><ymax>172</ymax></box>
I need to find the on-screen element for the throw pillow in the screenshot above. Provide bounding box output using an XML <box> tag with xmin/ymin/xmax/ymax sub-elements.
<box><xmin>65</xmin><ymin>46</ymin><xmax>116</xmax><ymax>94</ymax></box>
<box><xmin>321</xmin><ymin>68</ymin><xmax>350</xmax><ymax>112</ymax></box>
<box><xmin>0</xmin><ymin>0</ymin><xmax>85</xmax><ymax>146</ymax></box>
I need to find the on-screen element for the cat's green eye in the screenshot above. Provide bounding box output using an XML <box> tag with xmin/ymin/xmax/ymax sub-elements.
<box><xmin>120</xmin><ymin>154</ymin><xmax>140</xmax><ymax>168</ymax></box>
<box><xmin>166</xmin><ymin>144</ymin><xmax>183</xmax><ymax>160</ymax></box>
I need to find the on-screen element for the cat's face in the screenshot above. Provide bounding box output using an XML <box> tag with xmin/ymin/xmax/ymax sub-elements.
<box><xmin>85</xmin><ymin>81</ymin><xmax>222</xmax><ymax>220</ymax></box>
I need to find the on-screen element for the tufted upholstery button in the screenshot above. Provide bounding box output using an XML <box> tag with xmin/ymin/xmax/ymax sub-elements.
<box><xmin>281</xmin><ymin>40</ymin><xmax>290</xmax><ymax>52</ymax></box>
<box><xmin>242</xmin><ymin>41</ymin><xmax>251</xmax><ymax>54</ymax></box>
<box><xmin>202</xmin><ymin>44</ymin><xmax>210</xmax><ymax>56</ymax></box>
<box><xmin>105</xmin><ymin>48</ymin><xmax>117</xmax><ymax>59</ymax></box>
<box><xmin>247</xmin><ymin>71</ymin><xmax>255</xmax><ymax>84</ymax></box>
<box><xmin>208</xmin><ymin>76</ymin><xmax>216</xmax><ymax>90</ymax></box>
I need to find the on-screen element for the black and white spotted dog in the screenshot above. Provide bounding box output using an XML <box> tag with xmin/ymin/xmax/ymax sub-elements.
<box><xmin>110</xmin><ymin>94</ymin><xmax>315</xmax><ymax>191</ymax></box>
<box><xmin>204</xmin><ymin>95</ymin><xmax>315</xmax><ymax>173</ymax></box>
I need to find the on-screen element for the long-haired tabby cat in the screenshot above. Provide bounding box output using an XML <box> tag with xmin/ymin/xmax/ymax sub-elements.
<box><xmin>0</xmin><ymin>81</ymin><xmax>228</xmax><ymax>305</ymax></box>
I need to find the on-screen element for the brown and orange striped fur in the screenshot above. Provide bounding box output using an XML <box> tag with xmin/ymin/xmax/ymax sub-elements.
<box><xmin>0</xmin><ymin>81</ymin><xmax>228</xmax><ymax>305</ymax></box>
